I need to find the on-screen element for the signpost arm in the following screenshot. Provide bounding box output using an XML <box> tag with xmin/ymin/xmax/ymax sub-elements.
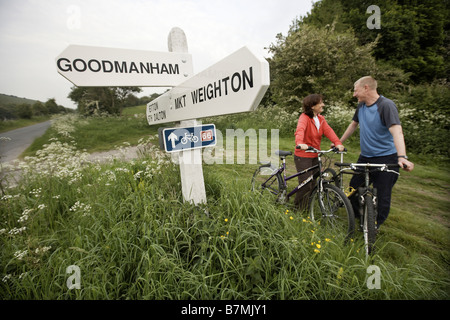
<box><xmin>168</xmin><ymin>28</ymin><xmax>207</xmax><ymax>206</ymax></box>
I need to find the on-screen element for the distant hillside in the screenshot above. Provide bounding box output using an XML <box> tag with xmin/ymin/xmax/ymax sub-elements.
<box><xmin>0</xmin><ymin>93</ymin><xmax>39</xmax><ymax>106</ymax></box>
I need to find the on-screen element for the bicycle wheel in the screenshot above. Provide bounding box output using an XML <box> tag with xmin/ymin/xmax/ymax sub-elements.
<box><xmin>251</xmin><ymin>165</ymin><xmax>285</xmax><ymax>203</ymax></box>
<box><xmin>309</xmin><ymin>184</ymin><xmax>355</xmax><ymax>239</ymax></box>
<box><xmin>363</xmin><ymin>194</ymin><xmax>377</xmax><ymax>255</ymax></box>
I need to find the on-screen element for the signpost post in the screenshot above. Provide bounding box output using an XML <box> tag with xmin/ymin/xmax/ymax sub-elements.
<box><xmin>167</xmin><ymin>28</ymin><xmax>207</xmax><ymax>205</ymax></box>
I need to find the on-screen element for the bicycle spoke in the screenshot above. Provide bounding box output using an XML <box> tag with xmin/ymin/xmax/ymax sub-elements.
<box><xmin>362</xmin><ymin>194</ymin><xmax>377</xmax><ymax>256</ymax></box>
<box><xmin>309</xmin><ymin>184</ymin><xmax>355</xmax><ymax>239</ymax></box>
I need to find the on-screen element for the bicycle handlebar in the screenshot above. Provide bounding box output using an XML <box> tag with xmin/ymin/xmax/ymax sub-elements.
<box><xmin>334</xmin><ymin>162</ymin><xmax>407</xmax><ymax>170</ymax></box>
<box><xmin>296</xmin><ymin>145</ymin><xmax>347</xmax><ymax>153</ymax></box>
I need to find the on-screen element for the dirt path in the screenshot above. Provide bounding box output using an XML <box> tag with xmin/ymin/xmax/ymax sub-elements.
<box><xmin>86</xmin><ymin>145</ymin><xmax>141</xmax><ymax>163</ymax></box>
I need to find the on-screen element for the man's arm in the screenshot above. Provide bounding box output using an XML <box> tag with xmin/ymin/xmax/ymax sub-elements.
<box><xmin>389</xmin><ymin>124</ymin><xmax>414</xmax><ymax>171</ymax></box>
<box><xmin>340</xmin><ymin>121</ymin><xmax>359</xmax><ymax>143</ymax></box>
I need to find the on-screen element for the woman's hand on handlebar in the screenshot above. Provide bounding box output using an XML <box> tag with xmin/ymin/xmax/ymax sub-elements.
<box><xmin>335</xmin><ymin>144</ymin><xmax>345</xmax><ymax>152</ymax></box>
<box><xmin>331</xmin><ymin>143</ymin><xmax>345</xmax><ymax>152</ymax></box>
<box><xmin>296</xmin><ymin>144</ymin><xmax>309</xmax><ymax>150</ymax></box>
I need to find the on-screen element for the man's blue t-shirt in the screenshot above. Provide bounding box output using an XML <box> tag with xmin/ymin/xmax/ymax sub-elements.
<box><xmin>352</xmin><ymin>96</ymin><xmax>400</xmax><ymax>157</ymax></box>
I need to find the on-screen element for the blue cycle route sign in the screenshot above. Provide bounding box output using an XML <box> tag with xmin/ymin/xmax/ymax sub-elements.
<box><xmin>162</xmin><ymin>124</ymin><xmax>216</xmax><ymax>153</ymax></box>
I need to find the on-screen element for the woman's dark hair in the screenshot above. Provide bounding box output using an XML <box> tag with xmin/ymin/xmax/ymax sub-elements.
<box><xmin>302</xmin><ymin>94</ymin><xmax>323</xmax><ymax>118</ymax></box>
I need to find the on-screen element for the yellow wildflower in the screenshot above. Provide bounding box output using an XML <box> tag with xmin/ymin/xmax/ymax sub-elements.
<box><xmin>337</xmin><ymin>267</ymin><xmax>344</xmax><ymax>279</ymax></box>
<box><xmin>314</xmin><ymin>249</ymin><xmax>320</xmax><ymax>253</ymax></box>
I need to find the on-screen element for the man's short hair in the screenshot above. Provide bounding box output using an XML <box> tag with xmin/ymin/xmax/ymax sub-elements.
<box><xmin>355</xmin><ymin>76</ymin><xmax>377</xmax><ymax>90</ymax></box>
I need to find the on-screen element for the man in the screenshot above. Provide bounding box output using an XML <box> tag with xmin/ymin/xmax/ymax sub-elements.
<box><xmin>340</xmin><ymin>76</ymin><xmax>414</xmax><ymax>228</ymax></box>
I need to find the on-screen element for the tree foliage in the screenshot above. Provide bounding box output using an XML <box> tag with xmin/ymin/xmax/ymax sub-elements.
<box><xmin>268</xmin><ymin>25</ymin><xmax>377</xmax><ymax>112</ymax></box>
<box><xmin>68</xmin><ymin>86</ymin><xmax>142</xmax><ymax>115</ymax></box>
<box><xmin>267</xmin><ymin>24</ymin><xmax>408</xmax><ymax>112</ymax></box>
<box><xmin>0</xmin><ymin>98</ymin><xmax>70</xmax><ymax>120</ymax></box>
<box><xmin>301</xmin><ymin>0</ymin><xmax>449</xmax><ymax>83</ymax></box>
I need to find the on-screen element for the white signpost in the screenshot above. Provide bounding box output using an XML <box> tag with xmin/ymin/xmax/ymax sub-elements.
<box><xmin>151</xmin><ymin>39</ymin><xmax>269</xmax><ymax>205</ymax></box>
<box><xmin>55</xmin><ymin>44</ymin><xmax>193</xmax><ymax>87</ymax></box>
<box><xmin>55</xmin><ymin>27</ymin><xmax>270</xmax><ymax>207</ymax></box>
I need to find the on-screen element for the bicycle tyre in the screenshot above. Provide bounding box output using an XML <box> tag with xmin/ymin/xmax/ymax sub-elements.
<box><xmin>251</xmin><ymin>165</ymin><xmax>285</xmax><ymax>203</ymax></box>
<box><xmin>363</xmin><ymin>193</ymin><xmax>377</xmax><ymax>255</ymax></box>
<box><xmin>309</xmin><ymin>183</ymin><xmax>355</xmax><ymax>239</ymax></box>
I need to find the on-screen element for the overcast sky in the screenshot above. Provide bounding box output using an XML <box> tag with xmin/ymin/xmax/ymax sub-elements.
<box><xmin>0</xmin><ymin>0</ymin><xmax>315</xmax><ymax>109</ymax></box>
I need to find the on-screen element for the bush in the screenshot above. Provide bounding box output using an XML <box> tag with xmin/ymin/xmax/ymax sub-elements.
<box><xmin>268</xmin><ymin>25</ymin><xmax>378</xmax><ymax>112</ymax></box>
<box><xmin>395</xmin><ymin>82</ymin><xmax>450</xmax><ymax>157</ymax></box>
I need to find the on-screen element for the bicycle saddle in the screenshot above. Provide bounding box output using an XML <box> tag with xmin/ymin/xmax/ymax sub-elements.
<box><xmin>275</xmin><ymin>150</ymin><xmax>292</xmax><ymax>157</ymax></box>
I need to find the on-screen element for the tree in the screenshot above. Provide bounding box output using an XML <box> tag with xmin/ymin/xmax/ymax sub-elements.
<box><xmin>112</xmin><ymin>87</ymin><xmax>142</xmax><ymax>115</ymax></box>
<box><xmin>300</xmin><ymin>0</ymin><xmax>449</xmax><ymax>83</ymax></box>
<box><xmin>45</xmin><ymin>98</ymin><xmax>61</xmax><ymax>114</ymax></box>
<box><xmin>32</xmin><ymin>101</ymin><xmax>48</xmax><ymax>116</ymax></box>
<box><xmin>16</xmin><ymin>103</ymin><xmax>32</xmax><ymax>119</ymax></box>
<box><xmin>68</xmin><ymin>86</ymin><xmax>142</xmax><ymax>115</ymax></box>
<box><xmin>267</xmin><ymin>25</ymin><xmax>379</xmax><ymax>112</ymax></box>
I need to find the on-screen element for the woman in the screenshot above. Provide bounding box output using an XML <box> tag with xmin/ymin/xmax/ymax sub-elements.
<box><xmin>294</xmin><ymin>94</ymin><xmax>345</xmax><ymax>210</ymax></box>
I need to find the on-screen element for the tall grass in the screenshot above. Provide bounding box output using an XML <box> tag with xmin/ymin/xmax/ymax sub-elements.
<box><xmin>1</xmin><ymin>110</ymin><xmax>449</xmax><ymax>300</ymax></box>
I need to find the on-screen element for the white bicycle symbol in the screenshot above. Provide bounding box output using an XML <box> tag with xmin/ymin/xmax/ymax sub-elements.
<box><xmin>181</xmin><ymin>132</ymin><xmax>199</xmax><ymax>144</ymax></box>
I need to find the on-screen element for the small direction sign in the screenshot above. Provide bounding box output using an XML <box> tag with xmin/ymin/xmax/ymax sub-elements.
<box><xmin>55</xmin><ymin>44</ymin><xmax>193</xmax><ymax>87</ymax></box>
<box><xmin>163</xmin><ymin>124</ymin><xmax>216</xmax><ymax>153</ymax></box>
<box><xmin>146</xmin><ymin>46</ymin><xmax>270</xmax><ymax>125</ymax></box>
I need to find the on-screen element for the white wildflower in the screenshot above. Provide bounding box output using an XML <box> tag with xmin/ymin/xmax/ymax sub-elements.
<box><xmin>29</xmin><ymin>188</ymin><xmax>42</xmax><ymax>198</ymax></box>
<box><xmin>69</xmin><ymin>201</ymin><xmax>91</xmax><ymax>216</ymax></box>
<box><xmin>9</xmin><ymin>226</ymin><xmax>26</xmax><ymax>235</ymax></box>
<box><xmin>18</xmin><ymin>208</ymin><xmax>33</xmax><ymax>223</ymax></box>
<box><xmin>2</xmin><ymin>274</ymin><xmax>12</xmax><ymax>282</ymax></box>
<box><xmin>13</xmin><ymin>249</ymin><xmax>28</xmax><ymax>260</ymax></box>
<box><xmin>35</xmin><ymin>246</ymin><xmax>51</xmax><ymax>254</ymax></box>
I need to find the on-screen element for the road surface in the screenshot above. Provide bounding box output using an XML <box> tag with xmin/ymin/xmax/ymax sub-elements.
<box><xmin>0</xmin><ymin>121</ymin><xmax>51</xmax><ymax>163</ymax></box>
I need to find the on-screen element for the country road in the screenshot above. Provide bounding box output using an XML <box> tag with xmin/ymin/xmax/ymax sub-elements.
<box><xmin>0</xmin><ymin>121</ymin><xmax>51</xmax><ymax>163</ymax></box>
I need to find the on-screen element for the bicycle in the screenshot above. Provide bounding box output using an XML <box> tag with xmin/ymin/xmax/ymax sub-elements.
<box><xmin>333</xmin><ymin>161</ymin><xmax>402</xmax><ymax>255</ymax></box>
<box><xmin>181</xmin><ymin>132</ymin><xmax>199</xmax><ymax>144</ymax></box>
<box><xmin>251</xmin><ymin>146</ymin><xmax>355</xmax><ymax>238</ymax></box>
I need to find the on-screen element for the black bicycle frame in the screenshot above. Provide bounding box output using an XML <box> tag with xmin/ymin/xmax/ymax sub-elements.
<box><xmin>265</xmin><ymin>155</ymin><xmax>324</xmax><ymax>202</ymax></box>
